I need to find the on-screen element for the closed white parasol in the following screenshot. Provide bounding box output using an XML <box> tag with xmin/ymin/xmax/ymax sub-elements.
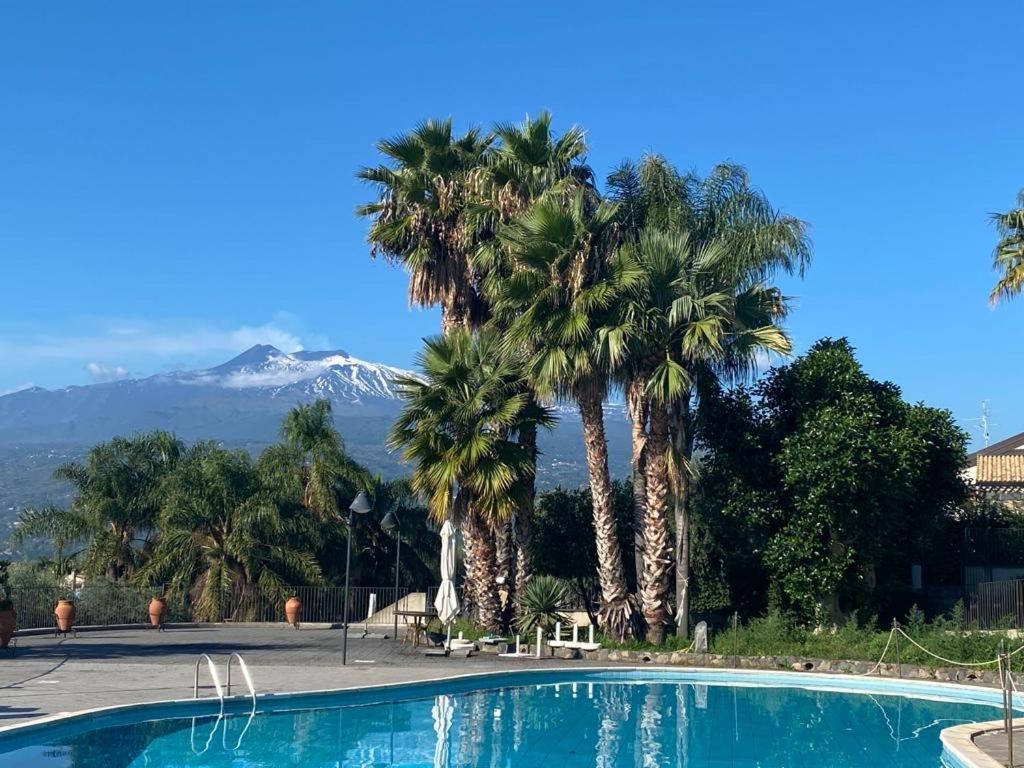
<box><xmin>434</xmin><ymin>519</ymin><xmax>460</xmax><ymax>650</ymax></box>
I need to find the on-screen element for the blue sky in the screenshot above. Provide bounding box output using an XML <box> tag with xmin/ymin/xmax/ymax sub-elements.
<box><xmin>0</xmin><ymin>1</ymin><xmax>1021</xmax><ymax>447</ymax></box>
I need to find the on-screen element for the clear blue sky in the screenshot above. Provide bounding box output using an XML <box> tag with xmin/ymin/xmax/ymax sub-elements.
<box><xmin>1</xmin><ymin>1</ymin><xmax>1021</xmax><ymax>447</ymax></box>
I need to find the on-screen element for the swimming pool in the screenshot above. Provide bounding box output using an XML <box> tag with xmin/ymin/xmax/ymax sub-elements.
<box><xmin>0</xmin><ymin>669</ymin><xmax>1006</xmax><ymax>767</ymax></box>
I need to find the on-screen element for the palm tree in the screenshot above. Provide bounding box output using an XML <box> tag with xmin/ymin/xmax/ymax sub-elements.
<box><xmin>51</xmin><ymin>431</ymin><xmax>184</xmax><ymax>580</ymax></box>
<box><xmin>605</xmin><ymin>229</ymin><xmax>792</xmax><ymax>642</ymax></box>
<box><xmin>136</xmin><ymin>442</ymin><xmax>322</xmax><ymax>621</ymax></box>
<box><xmin>492</xmin><ymin>187</ymin><xmax>641</xmax><ymax>639</ymax></box>
<box><xmin>388</xmin><ymin>329</ymin><xmax>552</xmax><ymax>631</ymax></box>
<box><xmin>11</xmin><ymin>504</ymin><xmax>91</xmax><ymax>581</ymax></box>
<box><xmin>473</xmin><ymin>112</ymin><xmax>595</xmax><ymax>593</ymax></box>
<box><xmin>608</xmin><ymin>156</ymin><xmax>809</xmax><ymax>639</ymax></box>
<box><xmin>278</xmin><ymin>399</ymin><xmax>369</xmax><ymax>519</ymax></box>
<box><xmin>357</xmin><ymin>118</ymin><xmax>492</xmax><ymax>332</ymax></box>
<box><xmin>990</xmin><ymin>188</ymin><xmax>1024</xmax><ymax>304</ymax></box>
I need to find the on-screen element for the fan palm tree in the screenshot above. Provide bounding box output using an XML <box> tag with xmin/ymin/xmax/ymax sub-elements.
<box><xmin>990</xmin><ymin>188</ymin><xmax>1024</xmax><ymax>304</ymax></box>
<box><xmin>604</xmin><ymin>229</ymin><xmax>792</xmax><ymax>642</ymax></box>
<box><xmin>357</xmin><ymin>118</ymin><xmax>492</xmax><ymax>332</ymax></box>
<box><xmin>473</xmin><ymin>112</ymin><xmax>595</xmax><ymax>591</ymax></box>
<box><xmin>136</xmin><ymin>443</ymin><xmax>322</xmax><ymax>621</ymax></box>
<box><xmin>608</xmin><ymin>156</ymin><xmax>809</xmax><ymax>639</ymax></box>
<box><xmin>50</xmin><ymin>431</ymin><xmax>184</xmax><ymax>580</ymax></box>
<box><xmin>492</xmin><ymin>187</ymin><xmax>641</xmax><ymax>639</ymax></box>
<box><xmin>388</xmin><ymin>329</ymin><xmax>552</xmax><ymax>631</ymax></box>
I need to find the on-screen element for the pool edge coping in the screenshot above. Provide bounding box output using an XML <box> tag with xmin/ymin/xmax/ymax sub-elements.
<box><xmin>0</xmin><ymin>664</ymin><xmax>1014</xmax><ymax>766</ymax></box>
<box><xmin>940</xmin><ymin>720</ymin><xmax>1006</xmax><ymax>768</ymax></box>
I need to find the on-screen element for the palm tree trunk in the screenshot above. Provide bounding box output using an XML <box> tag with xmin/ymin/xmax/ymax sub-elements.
<box><xmin>670</xmin><ymin>398</ymin><xmax>691</xmax><ymax>638</ymax></box>
<box><xmin>495</xmin><ymin>516</ymin><xmax>515</xmax><ymax>630</ymax></box>
<box><xmin>626</xmin><ymin>379</ymin><xmax>648</xmax><ymax>593</ymax></box>
<box><xmin>515</xmin><ymin>419</ymin><xmax>538</xmax><ymax>590</ymax></box>
<box><xmin>464</xmin><ymin>510</ymin><xmax>501</xmax><ymax>632</ymax></box>
<box><xmin>641</xmin><ymin>402</ymin><xmax>672</xmax><ymax>644</ymax></box>
<box><xmin>578</xmin><ymin>389</ymin><xmax>634</xmax><ymax>640</ymax></box>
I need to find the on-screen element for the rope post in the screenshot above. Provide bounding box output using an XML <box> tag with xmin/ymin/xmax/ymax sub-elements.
<box><xmin>892</xmin><ymin>619</ymin><xmax>902</xmax><ymax>679</ymax></box>
<box><xmin>1009</xmin><ymin>648</ymin><xmax>1016</xmax><ymax>768</ymax></box>
<box><xmin>732</xmin><ymin>612</ymin><xmax>739</xmax><ymax>669</ymax></box>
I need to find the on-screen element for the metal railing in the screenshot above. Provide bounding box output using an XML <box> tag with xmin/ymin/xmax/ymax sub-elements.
<box><xmin>9</xmin><ymin>584</ymin><xmax>173</xmax><ymax>630</ymax></box>
<box><xmin>7</xmin><ymin>583</ymin><xmax>436</xmax><ymax>631</ymax></box>
<box><xmin>970</xmin><ymin>579</ymin><xmax>1024</xmax><ymax>629</ymax></box>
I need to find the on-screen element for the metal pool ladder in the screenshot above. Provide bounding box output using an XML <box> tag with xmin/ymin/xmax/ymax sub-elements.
<box><xmin>191</xmin><ymin>653</ymin><xmax>259</xmax><ymax>755</ymax></box>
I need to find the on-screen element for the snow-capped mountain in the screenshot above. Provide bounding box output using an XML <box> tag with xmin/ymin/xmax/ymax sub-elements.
<box><xmin>169</xmin><ymin>344</ymin><xmax>414</xmax><ymax>402</ymax></box>
<box><xmin>0</xmin><ymin>345</ymin><xmax>632</xmax><ymax>520</ymax></box>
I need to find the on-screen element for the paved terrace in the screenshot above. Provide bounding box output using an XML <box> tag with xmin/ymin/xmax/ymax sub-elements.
<box><xmin>0</xmin><ymin>626</ymin><xmax>583</xmax><ymax>726</ymax></box>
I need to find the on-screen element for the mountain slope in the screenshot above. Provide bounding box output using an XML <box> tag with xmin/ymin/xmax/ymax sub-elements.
<box><xmin>0</xmin><ymin>345</ymin><xmax>631</xmax><ymax>524</ymax></box>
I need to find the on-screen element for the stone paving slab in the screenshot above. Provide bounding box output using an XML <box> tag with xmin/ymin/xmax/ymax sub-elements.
<box><xmin>0</xmin><ymin>627</ymin><xmax>567</xmax><ymax>726</ymax></box>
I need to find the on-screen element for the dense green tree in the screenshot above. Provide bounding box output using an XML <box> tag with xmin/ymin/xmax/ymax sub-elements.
<box><xmin>388</xmin><ymin>329</ymin><xmax>552</xmax><ymax>631</ymax></box>
<box><xmin>989</xmin><ymin>188</ymin><xmax>1024</xmax><ymax>304</ymax></box>
<box><xmin>698</xmin><ymin>338</ymin><xmax>969</xmax><ymax>623</ymax></box>
<box><xmin>136</xmin><ymin>442</ymin><xmax>322</xmax><ymax>621</ymax></box>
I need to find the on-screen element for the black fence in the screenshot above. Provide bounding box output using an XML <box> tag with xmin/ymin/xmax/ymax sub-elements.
<box><xmin>8</xmin><ymin>584</ymin><xmax>440</xmax><ymax>631</ymax></box>
<box><xmin>969</xmin><ymin>579</ymin><xmax>1024</xmax><ymax>629</ymax></box>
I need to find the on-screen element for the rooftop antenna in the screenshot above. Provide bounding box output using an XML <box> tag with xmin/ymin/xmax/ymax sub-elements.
<box><xmin>966</xmin><ymin>401</ymin><xmax>994</xmax><ymax>446</ymax></box>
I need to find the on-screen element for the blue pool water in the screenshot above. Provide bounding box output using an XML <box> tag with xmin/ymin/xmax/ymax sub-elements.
<box><xmin>0</xmin><ymin>671</ymin><xmax>1003</xmax><ymax>767</ymax></box>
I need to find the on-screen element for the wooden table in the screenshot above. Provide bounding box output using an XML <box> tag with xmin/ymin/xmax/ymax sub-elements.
<box><xmin>394</xmin><ymin>609</ymin><xmax>436</xmax><ymax>647</ymax></box>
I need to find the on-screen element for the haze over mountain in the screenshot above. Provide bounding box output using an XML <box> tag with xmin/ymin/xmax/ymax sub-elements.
<box><xmin>0</xmin><ymin>345</ymin><xmax>630</xmax><ymax>536</ymax></box>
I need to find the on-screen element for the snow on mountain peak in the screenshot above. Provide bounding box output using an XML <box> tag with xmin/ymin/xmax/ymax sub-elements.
<box><xmin>185</xmin><ymin>345</ymin><xmax>413</xmax><ymax>402</ymax></box>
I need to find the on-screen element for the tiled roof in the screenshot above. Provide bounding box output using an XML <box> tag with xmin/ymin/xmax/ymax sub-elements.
<box><xmin>976</xmin><ymin>454</ymin><xmax>1024</xmax><ymax>484</ymax></box>
<box><xmin>967</xmin><ymin>431</ymin><xmax>1024</xmax><ymax>468</ymax></box>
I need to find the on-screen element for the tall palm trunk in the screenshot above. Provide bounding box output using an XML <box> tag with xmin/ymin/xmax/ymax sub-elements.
<box><xmin>464</xmin><ymin>509</ymin><xmax>501</xmax><ymax>632</ymax></box>
<box><xmin>641</xmin><ymin>402</ymin><xmax>673</xmax><ymax>644</ymax></box>
<box><xmin>626</xmin><ymin>379</ymin><xmax>648</xmax><ymax>592</ymax></box>
<box><xmin>578</xmin><ymin>389</ymin><xmax>634</xmax><ymax>639</ymax></box>
<box><xmin>669</xmin><ymin>397</ymin><xmax>692</xmax><ymax>638</ymax></box>
<box><xmin>515</xmin><ymin>419</ymin><xmax>538</xmax><ymax>590</ymax></box>
<box><xmin>495</xmin><ymin>516</ymin><xmax>515</xmax><ymax>630</ymax></box>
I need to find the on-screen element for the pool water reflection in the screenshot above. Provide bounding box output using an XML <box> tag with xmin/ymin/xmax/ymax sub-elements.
<box><xmin>0</xmin><ymin>678</ymin><xmax>1002</xmax><ymax>767</ymax></box>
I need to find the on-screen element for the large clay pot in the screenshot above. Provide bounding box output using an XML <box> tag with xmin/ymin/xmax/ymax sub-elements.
<box><xmin>54</xmin><ymin>599</ymin><xmax>76</xmax><ymax>633</ymax></box>
<box><xmin>148</xmin><ymin>597</ymin><xmax>167</xmax><ymax>628</ymax></box>
<box><xmin>284</xmin><ymin>596</ymin><xmax>302</xmax><ymax>627</ymax></box>
<box><xmin>0</xmin><ymin>609</ymin><xmax>15</xmax><ymax>649</ymax></box>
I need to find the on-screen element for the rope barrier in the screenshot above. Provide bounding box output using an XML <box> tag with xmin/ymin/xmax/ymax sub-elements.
<box><xmin>864</xmin><ymin>625</ymin><xmax>1024</xmax><ymax>675</ymax></box>
<box><xmin>865</xmin><ymin>627</ymin><xmax>897</xmax><ymax>676</ymax></box>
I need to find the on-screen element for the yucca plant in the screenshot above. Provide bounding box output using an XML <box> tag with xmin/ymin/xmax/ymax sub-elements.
<box><xmin>516</xmin><ymin>574</ymin><xmax>571</xmax><ymax>635</ymax></box>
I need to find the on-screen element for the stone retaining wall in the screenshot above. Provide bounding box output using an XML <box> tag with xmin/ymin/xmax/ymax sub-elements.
<box><xmin>526</xmin><ymin>645</ymin><xmax>1003</xmax><ymax>686</ymax></box>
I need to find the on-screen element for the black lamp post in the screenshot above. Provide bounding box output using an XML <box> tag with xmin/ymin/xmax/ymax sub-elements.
<box><xmin>380</xmin><ymin>508</ymin><xmax>401</xmax><ymax>640</ymax></box>
<box><xmin>342</xmin><ymin>490</ymin><xmax>372</xmax><ymax>665</ymax></box>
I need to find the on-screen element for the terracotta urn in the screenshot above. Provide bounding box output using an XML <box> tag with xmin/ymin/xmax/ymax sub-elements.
<box><xmin>0</xmin><ymin>607</ymin><xmax>15</xmax><ymax>649</ymax></box>
<box><xmin>148</xmin><ymin>596</ymin><xmax>167</xmax><ymax>628</ymax></box>
<box><xmin>54</xmin><ymin>599</ymin><xmax>76</xmax><ymax>633</ymax></box>
<box><xmin>284</xmin><ymin>596</ymin><xmax>302</xmax><ymax>627</ymax></box>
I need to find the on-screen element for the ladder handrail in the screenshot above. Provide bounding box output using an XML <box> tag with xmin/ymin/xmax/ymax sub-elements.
<box><xmin>224</xmin><ymin>653</ymin><xmax>257</xmax><ymax>752</ymax></box>
<box><xmin>191</xmin><ymin>653</ymin><xmax>225</xmax><ymax>756</ymax></box>
<box><xmin>226</xmin><ymin>652</ymin><xmax>256</xmax><ymax>702</ymax></box>
<box><xmin>193</xmin><ymin>654</ymin><xmax>225</xmax><ymax>710</ymax></box>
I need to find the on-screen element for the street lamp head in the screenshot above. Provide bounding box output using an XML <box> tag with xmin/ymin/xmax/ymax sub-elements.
<box><xmin>349</xmin><ymin>491</ymin><xmax>372</xmax><ymax>515</ymax></box>
<box><xmin>380</xmin><ymin>508</ymin><xmax>400</xmax><ymax>532</ymax></box>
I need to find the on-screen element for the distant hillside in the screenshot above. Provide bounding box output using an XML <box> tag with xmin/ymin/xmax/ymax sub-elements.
<box><xmin>0</xmin><ymin>345</ymin><xmax>631</xmax><ymax>544</ymax></box>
